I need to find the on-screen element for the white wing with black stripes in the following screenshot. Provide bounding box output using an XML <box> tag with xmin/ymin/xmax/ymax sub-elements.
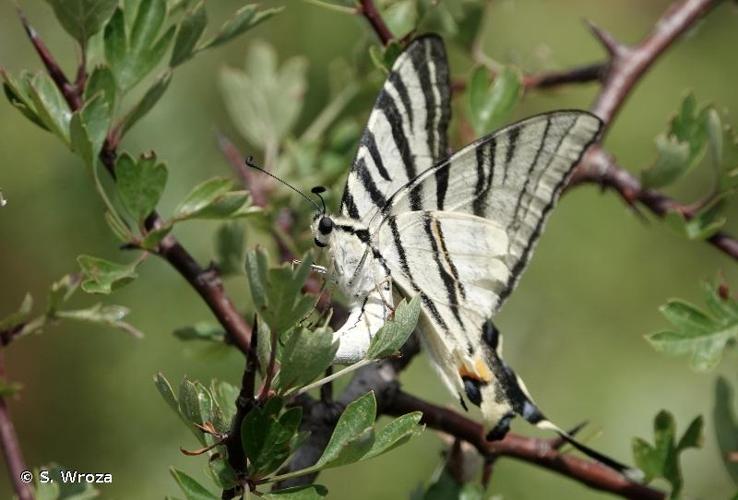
<box><xmin>340</xmin><ymin>35</ymin><xmax>450</xmax><ymax>226</ymax></box>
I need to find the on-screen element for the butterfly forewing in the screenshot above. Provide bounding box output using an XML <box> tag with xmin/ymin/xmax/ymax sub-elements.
<box><xmin>340</xmin><ymin>35</ymin><xmax>451</xmax><ymax>225</ymax></box>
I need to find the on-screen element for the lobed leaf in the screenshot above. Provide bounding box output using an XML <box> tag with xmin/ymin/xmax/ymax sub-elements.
<box><xmin>220</xmin><ymin>42</ymin><xmax>307</xmax><ymax>149</ymax></box>
<box><xmin>116</xmin><ymin>151</ymin><xmax>168</xmax><ymax>222</ymax></box>
<box><xmin>170</xmin><ymin>1</ymin><xmax>207</xmax><ymax>66</ymax></box>
<box><xmin>467</xmin><ymin>66</ymin><xmax>521</xmax><ymax>136</ymax></box>
<box><xmin>120</xmin><ymin>71</ymin><xmax>172</xmax><ymax>134</ymax></box>
<box><xmin>45</xmin><ymin>0</ymin><xmax>118</xmax><ymax>43</ymax></box>
<box><xmin>631</xmin><ymin>410</ymin><xmax>703</xmax><ymax>497</ymax></box>
<box><xmin>366</xmin><ymin>296</ymin><xmax>420</xmax><ymax>359</ymax></box>
<box><xmin>77</xmin><ymin>255</ymin><xmax>139</xmax><ymax>294</ymax></box>
<box><xmin>201</xmin><ymin>5</ymin><xmax>283</xmax><ymax>50</ymax></box>
<box><xmin>277</xmin><ymin>327</ymin><xmax>338</xmax><ymax>392</ymax></box>
<box><xmin>2</xmin><ymin>70</ymin><xmax>48</xmax><ymax>129</ymax></box>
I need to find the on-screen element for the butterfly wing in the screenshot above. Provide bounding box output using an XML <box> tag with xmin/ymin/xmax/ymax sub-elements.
<box><xmin>376</xmin><ymin>111</ymin><xmax>604</xmax><ymax>432</ymax></box>
<box><xmin>340</xmin><ymin>35</ymin><xmax>450</xmax><ymax>225</ymax></box>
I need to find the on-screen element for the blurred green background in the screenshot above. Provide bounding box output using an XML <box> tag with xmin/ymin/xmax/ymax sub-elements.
<box><xmin>1</xmin><ymin>0</ymin><xmax>737</xmax><ymax>498</ymax></box>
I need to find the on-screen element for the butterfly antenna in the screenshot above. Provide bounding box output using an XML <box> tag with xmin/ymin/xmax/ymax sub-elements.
<box><xmin>311</xmin><ymin>186</ymin><xmax>328</xmax><ymax>214</ymax></box>
<box><xmin>244</xmin><ymin>156</ymin><xmax>321</xmax><ymax>212</ymax></box>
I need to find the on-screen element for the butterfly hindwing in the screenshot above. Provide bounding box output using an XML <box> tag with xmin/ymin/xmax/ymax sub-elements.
<box><xmin>341</xmin><ymin>35</ymin><xmax>451</xmax><ymax>225</ymax></box>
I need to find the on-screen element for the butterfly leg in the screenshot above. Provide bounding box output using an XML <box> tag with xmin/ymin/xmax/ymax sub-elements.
<box><xmin>291</xmin><ymin>259</ymin><xmax>328</xmax><ymax>274</ymax></box>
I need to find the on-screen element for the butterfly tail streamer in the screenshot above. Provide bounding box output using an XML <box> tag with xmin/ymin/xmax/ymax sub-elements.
<box><xmin>534</xmin><ymin>419</ymin><xmax>645</xmax><ymax>481</ymax></box>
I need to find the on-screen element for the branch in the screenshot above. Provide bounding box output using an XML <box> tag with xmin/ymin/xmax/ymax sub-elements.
<box><xmin>561</xmin><ymin>0</ymin><xmax>738</xmax><ymax>261</ymax></box>
<box><xmin>570</xmin><ymin>148</ymin><xmax>738</xmax><ymax>260</ymax></box>
<box><xmin>0</xmin><ymin>352</ymin><xmax>33</xmax><ymax>500</ymax></box>
<box><xmin>384</xmin><ymin>391</ymin><xmax>665</xmax><ymax>500</ymax></box>
<box><xmin>20</xmin><ymin>14</ymin><xmax>254</xmax><ymax>355</ymax></box>
<box><xmin>357</xmin><ymin>0</ymin><xmax>394</xmax><ymax>45</ymax></box>
<box><xmin>588</xmin><ymin>0</ymin><xmax>719</xmax><ymax>128</ymax></box>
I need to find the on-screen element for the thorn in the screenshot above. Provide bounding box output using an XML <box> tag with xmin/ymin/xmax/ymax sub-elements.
<box><xmin>584</xmin><ymin>19</ymin><xmax>625</xmax><ymax>58</ymax></box>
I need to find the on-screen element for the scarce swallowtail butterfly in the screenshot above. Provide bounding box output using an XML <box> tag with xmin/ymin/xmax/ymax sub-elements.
<box><xmin>296</xmin><ymin>35</ymin><xmax>634</xmax><ymax>476</ymax></box>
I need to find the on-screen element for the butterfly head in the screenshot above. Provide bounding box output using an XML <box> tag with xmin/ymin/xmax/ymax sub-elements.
<box><xmin>312</xmin><ymin>214</ymin><xmax>334</xmax><ymax>248</ymax></box>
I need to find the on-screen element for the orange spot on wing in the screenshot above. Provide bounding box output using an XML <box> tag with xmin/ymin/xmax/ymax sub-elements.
<box><xmin>458</xmin><ymin>357</ymin><xmax>493</xmax><ymax>383</ymax></box>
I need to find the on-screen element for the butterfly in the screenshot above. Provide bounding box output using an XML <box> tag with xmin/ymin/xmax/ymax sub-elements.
<box><xmin>305</xmin><ymin>35</ymin><xmax>633</xmax><ymax>475</ymax></box>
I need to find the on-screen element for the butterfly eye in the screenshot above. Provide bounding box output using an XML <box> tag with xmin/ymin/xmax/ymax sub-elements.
<box><xmin>318</xmin><ymin>216</ymin><xmax>334</xmax><ymax>235</ymax></box>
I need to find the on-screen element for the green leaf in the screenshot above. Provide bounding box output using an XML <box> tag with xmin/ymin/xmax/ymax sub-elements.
<box><xmin>141</xmin><ymin>224</ymin><xmax>173</xmax><ymax>250</ymax></box>
<box><xmin>210</xmin><ymin>379</ymin><xmax>239</xmax><ymax>424</ymax></box>
<box><xmin>215</xmin><ymin>222</ymin><xmax>245</xmax><ymax>276</ymax></box>
<box><xmin>642</xmin><ymin>135</ymin><xmax>691</xmax><ymax>189</ymax></box>
<box><xmin>314</xmin><ymin>391</ymin><xmax>377</xmax><ymax>469</ymax></box>
<box><xmin>85</xmin><ymin>65</ymin><xmax>118</xmax><ymax>112</ymax></box>
<box><xmin>0</xmin><ymin>293</ymin><xmax>33</xmax><ymax>331</ymax></box>
<box><xmin>178</xmin><ymin>378</ymin><xmax>213</xmax><ymax>444</ymax></box>
<box><xmin>262</xmin><ymin>485</ymin><xmax>328</xmax><ymax>500</ymax></box>
<box><xmin>682</xmin><ymin>194</ymin><xmax>728</xmax><ymax>240</ymax></box>
<box><xmin>105</xmin><ymin>1</ymin><xmax>176</xmax><ymax>91</ymax></box>
<box><xmin>2</xmin><ymin>70</ymin><xmax>48</xmax><ymax>129</ymax></box>
<box><xmin>277</xmin><ymin>327</ymin><xmax>338</xmax><ymax>392</ymax></box>
<box><xmin>384</xmin><ymin>0</ymin><xmax>416</xmax><ymax>37</ymax></box>
<box><xmin>632</xmin><ymin>410</ymin><xmax>703</xmax><ymax>498</ymax></box>
<box><xmin>173</xmin><ymin>177</ymin><xmax>233</xmax><ymax>220</ymax></box>
<box><xmin>220</xmin><ymin>42</ymin><xmax>306</xmax><ymax>149</ymax></box>
<box><xmin>121</xmin><ymin>71</ymin><xmax>172</xmax><ymax>134</ymax></box>
<box><xmin>646</xmin><ymin>287</ymin><xmax>738</xmax><ymax>371</ymax></box>
<box><xmin>173</xmin><ymin>322</ymin><xmax>225</xmax><ymax>342</ymax></box>
<box><xmin>70</xmin><ymin>92</ymin><xmax>111</xmax><ymax>167</ymax></box>
<box><xmin>201</xmin><ymin>5</ymin><xmax>284</xmax><ymax>50</ymax></box>
<box><xmin>467</xmin><ymin>66</ymin><xmax>521</xmax><ymax>136</ymax></box>
<box><xmin>116</xmin><ymin>151</ymin><xmax>168</xmax><ymax>222</ymax></box>
<box><xmin>242</xmin><ymin>402</ymin><xmax>302</xmax><ymax>478</ymax></box>
<box><xmin>170</xmin><ymin>1</ymin><xmax>207</xmax><ymax>66</ymax></box>
<box><xmin>0</xmin><ymin>378</ymin><xmax>22</xmax><ymax>397</ymax></box>
<box><xmin>154</xmin><ymin>372</ymin><xmax>180</xmax><ymax>414</ymax></box>
<box><xmin>170</xmin><ymin>468</ymin><xmax>218</xmax><ymax>500</ymax></box>
<box><xmin>77</xmin><ymin>255</ymin><xmax>139</xmax><ymax>294</ymax></box>
<box><xmin>714</xmin><ymin>377</ymin><xmax>738</xmax><ymax>485</ymax></box>
<box><xmin>363</xmin><ymin>411</ymin><xmax>423</xmax><ymax>460</ymax></box>
<box><xmin>55</xmin><ymin>303</ymin><xmax>143</xmax><ymax>337</ymax></box>
<box><xmin>47</xmin><ymin>274</ymin><xmax>81</xmax><ymax>315</ymax></box>
<box><xmin>28</xmin><ymin>72</ymin><xmax>72</xmax><ymax>143</ymax></box>
<box><xmin>45</xmin><ymin>0</ymin><xmax>118</xmax><ymax>43</ymax></box>
<box><xmin>182</xmin><ymin>192</ymin><xmax>255</xmax><ymax>220</ymax></box>
<box><xmin>366</xmin><ymin>296</ymin><xmax>420</xmax><ymax>359</ymax></box>
<box><xmin>642</xmin><ymin>93</ymin><xmax>709</xmax><ymax>188</ymax></box>
<box><xmin>244</xmin><ymin>251</ymin><xmax>315</xmax><ymax>335</ymax></box>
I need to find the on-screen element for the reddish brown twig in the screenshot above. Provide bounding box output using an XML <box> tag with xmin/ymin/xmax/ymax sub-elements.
<box><xmin>19</xmin><ymin>9</ymin><xmax>80</xmax><ymax>110</ymax></box>
<box><xmin>523</xmin><ymin>62</ymin><xmax>606</xmax><ymax>89</ymax></box>
<box><xmin>357</xmin><ymin>0</ymin><xmax>394</xmax><ymax>45</ymax></box>
<box><xmin>0</xmin><ymin>352</ymin><xmax>33</xmax><ymax>500</ymax></box>
<box><xmin>385</xmin><ymin>391</ymin><xmax>664</xmax><ymax>500</ymax></box>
